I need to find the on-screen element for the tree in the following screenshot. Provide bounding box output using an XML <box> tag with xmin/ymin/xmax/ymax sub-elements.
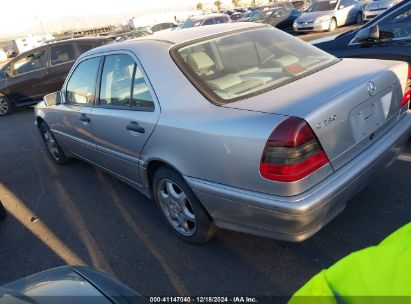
<box><xmin>232</xmin><ymin>0</ymin><xmax>240</xmax><ymax>7</ymax></box>
<box><xmin>196</xmin><ymin>2</ymin><xmax>204</xmax><ymax>11</ymax></box>
<box><xmin>214</xmin><ymin>0</ymin><xmax>223</xmax><ymax>10</ymax></box>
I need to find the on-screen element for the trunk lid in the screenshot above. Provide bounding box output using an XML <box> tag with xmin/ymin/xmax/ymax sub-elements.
<box><xmin>222</xmin><ymin>58</ymin><xmax>408</xmax><ymax>170</ymax></box>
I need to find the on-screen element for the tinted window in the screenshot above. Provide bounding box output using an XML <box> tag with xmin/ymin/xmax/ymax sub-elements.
<box><xmin>12</xmin><ymin>50</ymin><xmax>46</xmax><ymax>75</ymax></box>
<box><xmin>203</xmin><ymin>18</ymin><xmax>215</xmax><ymax>25</ymax></box>
<box><xmin>176</xmin><ymin>27</ymin><xmax>337</xmax><ymax>103</ymax></box>
<box><xmin>215</xmin><ymin>17</ymin><xmax>229</xmax><ymax>24</ymax></box>
<box><xmin>378</xmin><ymin>4</ymin><xmax>411</xmax><ymax>39</ymax></box>
<box><xmin>0</xmin><ymin>67</ymin><xmax>7</xmax><ymax>80</ymax></box>
<box><xmin>66</xmin><ymin>57</ymin><xmax>100</xmax><ymax>104</ymax></box>
<box><xmin>132</xmin><ymin>66</ymin><xmax>155</xmax><ymax>110</ymax></box>
<box><xmin>50</xmin><ymin>44</ymin><xmax>76</xmax><ymax>65</ymax></box>
<box><xmin>100</xmin><ymin>54</ymin><xmax>135</xmax><ymax>107</ymax></box>
<box><xmin>307</xmin><ymin>0</ymin><xmax>338</xmax><ymax>11</ymax></box>
<box><xmin>77</xmin><ymin>43</ymin><xmax>95</xmax><ymax>55</ymax></box>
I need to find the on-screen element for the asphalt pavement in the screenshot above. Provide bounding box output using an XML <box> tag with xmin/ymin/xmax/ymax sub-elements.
<box><xmin>1</xmin><ymin>107</ymin><xmax>411</xmax><ymax>301</ymax></box>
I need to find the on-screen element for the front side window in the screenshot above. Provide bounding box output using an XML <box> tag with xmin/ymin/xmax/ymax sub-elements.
<box><xmin>12</xmin><ymin>50</ymin><xmax>46</xmax><ymax>76</ymax></box>
<box><xmin>66</xmin><ymin>57</ymin><xmax>100</xmax><ymax>104</ymax></box>
<box><xmin>51</xmin><ymin>44</ymin><xmax>76</xmax><ymax>65</ymax></box>
<box><xmin>100</xmin><ymin>54</ymin><xmax>135</xmax><ymax>107</ymax></box>
<box><xmin>175</xmin><ymin>27</ymin><xmax>337</xmax><ymax>103</ymax></box>
<box><xmin>377</xmin><ymin>4</ymin><xmax>411</xmax><ymax>39</ymax></box>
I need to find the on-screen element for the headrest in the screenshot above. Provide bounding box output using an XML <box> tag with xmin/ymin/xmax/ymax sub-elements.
<box><xmin>186</xmin><ymin>52</ymin><xmax>215</xmax><ymax>72</ymax></box>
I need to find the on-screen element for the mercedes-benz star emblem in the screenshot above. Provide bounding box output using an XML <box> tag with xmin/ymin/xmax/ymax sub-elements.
<box><xmin>367</xmin><ymin>81</ymin><xmax>377</xmax><ymax>96</ymax></box>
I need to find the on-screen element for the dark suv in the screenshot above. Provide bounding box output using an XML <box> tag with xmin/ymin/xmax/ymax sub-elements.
<box><xmin>0</xmin><ymin>37</ymin><xmax>112</xmax><ymax>116</ymax></box>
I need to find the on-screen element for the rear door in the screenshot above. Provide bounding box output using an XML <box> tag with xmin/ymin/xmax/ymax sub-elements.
<box><xmin>7</xmin><ymin>48</ymin><xmax>48</xmax><ymax>104</ymax></box>
<box><xmin>90</xmin><ymin>52</ymin><xmax>160</xmax><ymax>185</ymax></box>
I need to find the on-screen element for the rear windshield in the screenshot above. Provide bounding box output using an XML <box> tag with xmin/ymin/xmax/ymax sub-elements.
<box><xmin>173</xmin><ymin>27</ymin><xmax>338</xmax><ymax>104</ymax></box>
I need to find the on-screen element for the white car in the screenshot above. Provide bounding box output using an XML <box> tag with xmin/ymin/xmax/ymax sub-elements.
<box><xmin>294</xmin><ymin>0</ymin><xmax>363</xmax><ymax>32</ymax></box>
<box><xmin>363</xmin><ymin>0</ymin><xmax>401</xmax><ymax>21</ymax></box>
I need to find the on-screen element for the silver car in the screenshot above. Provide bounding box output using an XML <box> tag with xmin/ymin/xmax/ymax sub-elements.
<box><xmin>294</xmin><ymin>0</ymin><xmax>363</xmax><ymax>32</ymax></box>
<box><xmin>35</xmin><ymin>23</ymin><xmax>411</xmax><ymax>244</ymax></box>
<box><xmin>363</xmin><ymin>0</ymin><xmax>401</xmax><ymax>21</ymax></box>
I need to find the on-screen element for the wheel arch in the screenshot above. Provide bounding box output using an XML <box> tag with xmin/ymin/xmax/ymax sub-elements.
<box><xmin>145</xmin><ymin>159</ymin><xmax>183</xmax><ymax>193</ymax></box>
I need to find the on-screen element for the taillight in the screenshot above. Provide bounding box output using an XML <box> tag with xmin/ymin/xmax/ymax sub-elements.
<box><xmin>259</xmin><ymin>117</ymin><xmax>329</xmax><ymax>182</ymax></box>
<box><xmin>402</xmin><ymin>88</ymin><xmax>411</xmax><ymax>108</ymax></box>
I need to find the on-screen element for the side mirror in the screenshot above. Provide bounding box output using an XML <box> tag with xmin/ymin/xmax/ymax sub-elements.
<box><xmin>354</xmin><ymin>25</ymin><xmax>380</xmax><ymax>43</ymax></box>
<box><xmin>43</xmin><ymin>91</ymin><xmax>62</xmax><ymax>107</ymax></box>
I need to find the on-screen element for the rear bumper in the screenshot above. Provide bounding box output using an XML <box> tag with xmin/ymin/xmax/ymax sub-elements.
<box><xmin>186</xmin><ymin>112</ymin><xmax>411</xmax><ymax>242</ymax></box>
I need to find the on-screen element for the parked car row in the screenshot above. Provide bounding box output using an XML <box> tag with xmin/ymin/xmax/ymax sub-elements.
<box><xmin>0</xmin><ymin>37</ymin><xmax>112</xmax><ymax>116</ymax></box>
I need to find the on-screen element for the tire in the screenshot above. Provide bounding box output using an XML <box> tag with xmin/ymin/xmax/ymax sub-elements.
<box><xmin>328</xmin><ymin>18</ymin><xmax>337</xmax><ymax>32</ymax></box>
<box><xmin>152</xmin><ymin>166</ymin><xmax>216</xmax><ymax>244</ymax></box>
<box><xmin>356</xmin><ymin>13</ymin><xmax>363</xmax><ymax>25</ymax></box>
<box><xmin>0</xmin><ymin>94</ymin><xmax>14</xmax><ymax>116</ymax></box>
<box><xmin>39</xmin><ymin>122</ymin><xmax>71</xmax><ymax>165</ymax></box>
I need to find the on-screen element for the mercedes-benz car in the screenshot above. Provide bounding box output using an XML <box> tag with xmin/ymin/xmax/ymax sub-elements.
<box><xmin>35</xmin><ymin>23</ymin><xmax>411</xmax><ymax>244</ymax></box>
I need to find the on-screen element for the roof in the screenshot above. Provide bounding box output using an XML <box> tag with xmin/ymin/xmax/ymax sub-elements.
<box><xmin>139</xmin><ymin>22</ymin><xmax>266</xmax><ymax>45</ymax></box>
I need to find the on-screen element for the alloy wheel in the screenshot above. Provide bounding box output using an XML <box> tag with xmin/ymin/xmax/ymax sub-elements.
<box><xmin>42</xmin><ymin>128</ymin><xmax>61</xmax><ymax>161</ymax></box>
<box><xmin>0</xmin><ymin>97</ymin><xmax>9</xmax><ymax>116</ymax></box>
<box><xmin>157</xmin><ymin>179</ymin><xmax>196</xmax><ymax>236</ymax></box>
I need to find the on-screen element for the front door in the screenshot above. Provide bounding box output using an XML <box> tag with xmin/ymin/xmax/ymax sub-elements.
<box><xmin>52</xmin><ymin>56</ymin><xmax>102</xmax><ymax>162</ymax></box>
<box><xmin>7</xmin><ymin>48</ymin><xmax>48</xmax><ymax>104</ymax></box>
<box><xmin>90</xmin><ymin>53</ymin><xmax>159</xmax><ymax>185</ymax></box>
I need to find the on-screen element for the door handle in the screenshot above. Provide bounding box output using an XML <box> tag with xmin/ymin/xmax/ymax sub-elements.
<box><xmin>126</xmin><ymin>121</ymin><xmax>145</xmax><ymax>134</ymax></box>
<box><xmin>80</xmin><ymin>113</ymin><xmax>90</xmax><ymax>123</ymax></box>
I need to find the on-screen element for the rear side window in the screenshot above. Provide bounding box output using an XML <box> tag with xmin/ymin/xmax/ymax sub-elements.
<box><xmin>77</xmin><ymin>43</ymin><xmax>95</xmax><ymax>56</ymax></box>
<box><xmin>100</xmin><ymin>54</ymin><xmax>135</xmax><ymax>107</ymax></box>
<box><xmin>66</xmin><ymin>57</ymin><xmax>100</xmax><ymax>104</ymax></box>
<box><xmin>50</xmin><ymin>44</ymin><xmax>76</xmax><ymax>65</ymax></box>
<box><xmin>99</xmin><ymin>54</ymin><xmax>155</xmax><ymax>111</ymax></box>
<box><xmin>174</xmin><ymin>27</ymin><xmax>337</xmax><ymax>104</ymax></box>
<box><xmin>203</xmin><ymin>18</ymin><xmax>215</xmax><ymax>25</ymax></box>
<box><xmin>132</xmin><ymin>66</ymin><xmax>155</xmax><ymax>110</ymax></box>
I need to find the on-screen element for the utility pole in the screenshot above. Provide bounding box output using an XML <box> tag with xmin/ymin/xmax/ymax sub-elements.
<box><xmin>33</xmin><ymin>14</ymin><xmax>46</xmax><ymax>36</ymax></box>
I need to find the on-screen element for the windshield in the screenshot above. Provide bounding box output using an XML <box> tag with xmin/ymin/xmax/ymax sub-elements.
<box><xmin>250</xmin><ymin>10</ymin><xmax>275</xmax><ymax>21</ymax></box>
<box><xmin>307</xmin><ymin>0</ymin><xmax>338</xmax><ymax>11</ymax></box>
<box><xmin>181</xmin><ymin>19</ymin><xmax>202</xmax><ymax>28</ymax></box>
<box><xmin>174</xmin><ymin>27</ymin><xmax>337</xmax><ymax>104</ymax></box>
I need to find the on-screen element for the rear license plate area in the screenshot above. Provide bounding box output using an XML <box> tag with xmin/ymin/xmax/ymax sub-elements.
<box><xmin>349</xmin><ymin>88</ymin><xmax>393</xmax><ymax>142</ymax></box>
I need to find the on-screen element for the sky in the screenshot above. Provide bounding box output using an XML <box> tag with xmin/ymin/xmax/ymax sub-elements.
<box><xmin>0</xmin><ymin>0</ymin><xmax>206</xmax><ymax>37</ymax></box>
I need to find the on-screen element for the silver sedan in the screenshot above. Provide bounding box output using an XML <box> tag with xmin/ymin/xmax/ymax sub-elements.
<box><xmin>35</xmin><ymin>23</ymin><xmax>411</xmax><ymax>244</ymax></box>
